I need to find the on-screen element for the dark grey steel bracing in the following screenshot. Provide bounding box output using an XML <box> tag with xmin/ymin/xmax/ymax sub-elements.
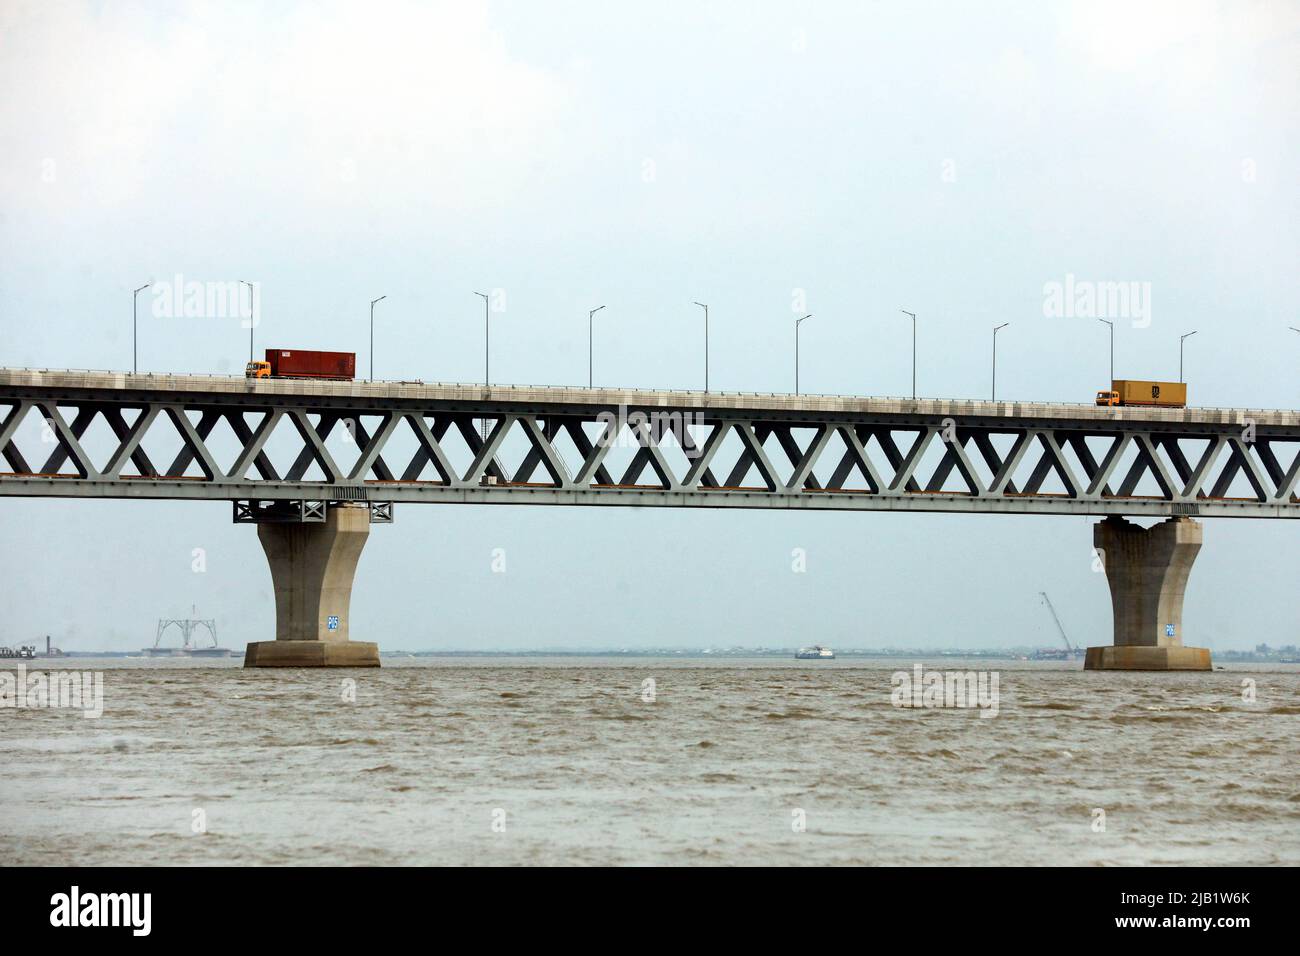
<box><xmin>1</xmin><ymin>369</ymin><xmax>1298</xmax><ymax>518</ymax></box>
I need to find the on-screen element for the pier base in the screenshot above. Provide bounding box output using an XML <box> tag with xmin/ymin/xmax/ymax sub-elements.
<box><xmin>1085</xmin><ymin>516</ymin><xmax>1210</xmax><ymax>671</ymax></box>
<box><xmin>244</xmin><ymin>503</ymin><xmax>380</xmax><ymax>668</ymax></box>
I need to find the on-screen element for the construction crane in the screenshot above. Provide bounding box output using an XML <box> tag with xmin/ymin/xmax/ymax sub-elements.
<box><xmin>1038</xmin><ymin>591</ymin><xmax>1077</xmax><ymax>657</ymax></box>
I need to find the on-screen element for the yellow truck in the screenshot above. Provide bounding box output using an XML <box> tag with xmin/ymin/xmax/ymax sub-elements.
<box><xmin>1095</xmin><ymin>380</ymin><xmax>1187</xmax><ymax>408</ymax></box>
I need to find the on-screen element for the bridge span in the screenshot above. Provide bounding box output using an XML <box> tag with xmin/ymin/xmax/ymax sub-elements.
<box><xmin>3</xmin><ymin>368</ymin><xmax>1297</xmax><ymax>669</ymax></box>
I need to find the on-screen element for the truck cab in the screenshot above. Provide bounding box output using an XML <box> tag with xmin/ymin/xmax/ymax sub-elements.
<box><xmin>1095</xmin><ymin>389</ymin><xmax>1119</xmax><ymax>406</ymax></box>
<box><xmin>245</xmin><ymin>360</ymin><xmax>271</xmax><ymax>379</ymax></box>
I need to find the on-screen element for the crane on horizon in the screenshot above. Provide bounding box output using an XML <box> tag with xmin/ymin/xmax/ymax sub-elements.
<box><xmin>1039</xmin><ymin>591</ymin><xmax>1077</xmax><ymax>657</ymax></box>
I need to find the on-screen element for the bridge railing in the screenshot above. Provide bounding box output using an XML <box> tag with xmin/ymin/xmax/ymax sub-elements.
<box><xmin>0</xmin><ymin>366</ymin><xmax>1293</xmax><ymax>416</ymax></box>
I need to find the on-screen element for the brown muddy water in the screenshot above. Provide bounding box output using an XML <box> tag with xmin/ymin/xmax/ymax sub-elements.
<box><xmin>1</xmin><ymin>657</ymin><xmax>1297</xmax><ymax>865</ymax></box>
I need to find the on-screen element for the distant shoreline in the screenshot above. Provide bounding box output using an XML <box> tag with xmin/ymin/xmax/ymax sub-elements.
<box><xmin>18</xmin><ymin>648</ymin><xmax>1297</xmax><ymax>663</ymax></box>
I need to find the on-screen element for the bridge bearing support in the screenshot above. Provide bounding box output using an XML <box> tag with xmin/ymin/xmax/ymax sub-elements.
<box><xmin>244</xmin><ymin>502</ymin><xmax>380</xmax><ymax>667</ymax></box>
<box><xmin>1085</xmin><ymin>516</ymin><xmax>1210</xmax><ymax>671</ymax></box>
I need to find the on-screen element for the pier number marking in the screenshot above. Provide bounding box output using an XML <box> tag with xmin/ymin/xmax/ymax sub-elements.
<box><xmin>1165</xmin><ymin>623</ymin><xmax>1176</xmax><ymax>637</ymax></box>
<box><xmin>327</xmin><ymin>615</ymin><xmax>339</xmax><ymax>630</ymax></box>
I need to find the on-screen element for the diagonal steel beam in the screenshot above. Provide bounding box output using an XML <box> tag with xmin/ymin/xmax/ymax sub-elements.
<box><xmin>403</xmin><ymin>415</ymin><xmax>457</xmax><ymax>484</ymax></box>
<box><xmin>973</xmin><ymin>431</ymin><xmax>1021</xmax><ymax>495</ymax></box>
<box><xmin>228</xmin><ymin>408</ymin><xmax>284</xmax><ymax>480</ymax></box>
<box><xmin>34</xmin><ymin>402</ymin><xmax>99</xmax><ymax>478</ymax></box>
<box><xmin>285</xmin><ymin>411</ymin><xmax>341</xmax><ymax>481</ymax></box>
<box><xmin>678</xmin><ymin>421</ymin><xmax>719</xmax><ymax>488</ymax></box>
<box><xmin>1037</xmin><ymin>431</ymin><xmax>1080</xmax><ymax>498</ymax></box>
<box><xmin>984</xmin><ymin>430</ymin><xmax>1033</xmax><ymax>496</ymax></box>
<box><xmin>0</xmin><ymin>400</ymin><xmax>33</xmax><ymax>473</ymax></box>
<box><xmin>1177</xmin><ymin>435</ymin><xmax>1224</xmax><ymax>500</ymax></box>
<box><xmin>872</xmin><ymin>428</ymin><xmax>927</xmax><ymax>493</ymax></box>
<box><xmin>289</xmin><ymin>410</ymin><xmax>345</xmax><ymax>483</ymax></box>
<box><xmin>825</xmin><ymin>425</ymin><xmax>883</xmax><ymax>493</ymax></box>
<box><xmin>619</xmin><ymin>418</ymin><xmax>680</xmax><ymax>489</ymax></box>
<box><xmin>101</xmin><ymin>405</ymin><xmax>161</xmax><ymax>478</ymax></box>
<box><xmin>1256</xmin><ymin>438</ymin><xmax>1300</xmax><ymax>500</ymax></box>
<box><xmin>349</xmin><ymin>412</ymin><xmax>400</xmax><ymax>481</ymax></box>
<box><xmin>517</xmin><ymin>415</ymin><xmax>573</xmax><ymax>487</ymax></box>
<box><xmin>782</xmin><ymin>424</ymin><xmax>831</xmax><ymax>491</ymax></box>
<box><xmin>680</xmin><ymin>421</ymin><xmax>728</xmax><ymax>489</ymax></box>
<box><xmin>1022</xmin><ymin>433</ymin><xmax>1062</xmax><ymax>495</ymax></box>
<box><xmin>925</xmin><ymin>430</ymin><xmax>985</xmax><ymax>495</ymax></box>
<box><xmin>563</xmin><ymin>419</ymin><xmax>616</xmax><ymax>487</ymax></box>
<box><xmin>1157</xmin><ymin>435</ymin><xmax>1193</xmax><ymax>488</ymax></box>
<box><xmin>947</xmin><ymin>431</ymin><xmax>988</xmax><ymax>495</ymax></box>
<box><xmin>222</xmin><ymin>410</ymin><xmax>280</xmax><ymax>480</ymax></box>
<box><xmin>164</xmin><ymin>407</ymin><xmax>222</xmax><ymax>479</ymax></box>
<box><xmin>38</xmin><ymin>405</ymin><xmax>97</xmax><ymax>475</ymax></box>
<box><xmin>1064</xmin><ymin>434</ymin><xmax>1106</xmax><ymax>498</ymax></box>
<box><xmin>463</xmin><ymin>415</ymin><xmax>515</xmax><ymax>485</ymax></box>
<box><xmin>724</xmin><ymin>421</ymin><xmax>780</xmax><ymax>490</ymax></box>
<box><xmin>1209</xmin><ymin>437</ymin><xmax>1268</xmax><ymax>501</ymax></box>
<box><xmin>1083</xmin><ymin>433</ymin><xmax>1128</xmax><ymax>498</ymax></box>
<box><xmin>454</xmin><ymin>415</ymin><xmax>510</xmax><ymax>483</ymax></box>
<box><xmin>883</xmin><ymin>427</ymin><xmax>934</xmax><ymax>493</ymax></box>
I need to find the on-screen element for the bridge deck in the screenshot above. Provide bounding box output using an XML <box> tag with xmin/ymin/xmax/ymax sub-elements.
<box><xmin>0</xmin><ymin>368</ymin><xmax>1295</xmax><ymax>428</ymax></box>
<box><xmin>1</xmin><ymin>368</ymin><xmax>1297</xmax><ymax>518</ymax></box>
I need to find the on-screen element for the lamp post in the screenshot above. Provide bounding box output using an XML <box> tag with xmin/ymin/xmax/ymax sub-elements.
<box><xmin>132</xmin><ymin>282</ymin><xmax>150</xmax><ymax>373</ymax></box>
<box><xmin>588</xmin><ymin>305</ymin><xmax>605</xmax><ymax>388</ymax></box>
<box><xmin>241</xmin><ymin>280</ymin><xmax>256</xmax><ymax>363</ymax></box>
<box><xmin>795</xmin><ymin>314</ymin><xmax>812</xmax><ymax>395</ymax></box>
<box><xmin>1179</xmin><ymin>330</ymin><xmax>1197</xmax><ymax>383</ymax></box>
<box><xmin>369</xmin><ymin>295</ymin><xmax>386</xmax><ymax>382</ymax></box>
<box><xmin>900</xmin><ymin>309</ymin><xmax>916</xmax><ymax>399</ymax></box>
<box><xmin>692</xmin><ymin>302</ymin><xmax>709</xmax><ymax>392</ymax></box>
<box><xmin>992</xmin><ymin>322</ymin><xmax>1009</xmax><ymax>401</ymax></box>
<box><xmin>475</xmin><ymin>292</ymin><xmax>491</xmax><ymax>385</ymax></box>
<box><xmin>475</xmin><ymin>291</ymin><xmax>491</xmax><ymax>443</ymax></box>
<box><xmin>1098</xmin><ymin>318</ymin><xmax>1114</xmax><ymax>383</ymax></box>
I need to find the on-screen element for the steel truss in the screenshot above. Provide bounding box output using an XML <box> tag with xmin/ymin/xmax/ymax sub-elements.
<box><xmin>1</xmin><ymin>382</ymin><xmax>1298</xmax><ymax>519</ymax></box>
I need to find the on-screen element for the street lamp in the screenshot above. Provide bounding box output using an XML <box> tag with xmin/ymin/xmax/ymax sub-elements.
<box><xmin>992</xmin><ymin>323</ymin><xmax>1009</xmax><ymax>401</ymax></box>
<box><xmin>475</xmin><ymin>291</ymin><xmax>491</xmax><ymax>442</ymax></box>
<box><xmin>475</xmin><ymin>292</ymin><xmax>491</xmax><ymax>385</ymax></box>
<box><xmin>795</xmin><ymin>314</ymin><xmax>812</xmax><ymax>395</ymax></box>
<box><xmin>694</xmin><ymin>302</ymin><xmax>709</xmax><ymax>392</ymax></box>
<box><xmin>588</xmin><ymin>305</ymin><xmax>606</xmax><ymax>388</ymax></box>
<box><xmin>131</xmin><ymin>282</ymin><xmax>150</xmax><ymax>374</ymax></box>
<box><xmin>1179</xmin><ymin>330</ymin><xmax>1197</xmax><ymax>383</ymax></box>
<box><xmin>241</xmin><ymin>280</ymin><xmax>256</xmax><ymax>363</ymax></box>
<box><xmin>900</xmin><ymin>309</ymin><xmax>916</xmax><ymax>399</ymax></box>
<box><xmin>368</xmin><ymin>295</ymin><xmax>386</xmax><ymax>382</ymax></box>
<box><xmin>1098</xmin><ymin>318</ymin><xmax>1114</xmax><ymax>384</ymax></box>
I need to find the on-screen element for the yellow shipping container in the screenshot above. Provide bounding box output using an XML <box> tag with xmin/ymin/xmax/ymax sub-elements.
<box><xmin>1111</xmin><ymin>379</ymin><xmax>1187</xmax><ymax>407</ymax></box>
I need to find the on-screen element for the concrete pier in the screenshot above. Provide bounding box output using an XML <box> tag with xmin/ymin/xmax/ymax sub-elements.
<box><xmin>1085</xmin><ymin>516</ymin><xmax>1210</xmax><ymax>671</ymax></box>
<box><xmin>244</xmin><ymin>503</ymin><xmax>380</xmax><ymax>667</ymax></box>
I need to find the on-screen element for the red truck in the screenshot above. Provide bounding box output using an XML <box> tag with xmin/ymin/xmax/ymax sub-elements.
<box><xmin>246</xmin><ymin>349</ymin><xmax>355</xmax><ymax>381</ymax></box>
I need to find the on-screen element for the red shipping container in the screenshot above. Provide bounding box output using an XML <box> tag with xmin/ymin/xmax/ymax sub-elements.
<box><xmin>264</xmin><ymin>349</ymin><xmax>356</xmax><ymax>381</ymax></box>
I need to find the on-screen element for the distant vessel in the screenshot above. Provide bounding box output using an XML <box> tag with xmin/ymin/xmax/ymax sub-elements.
<box><xmin>144</xmin><ymin>608</ymin><xmax>237</xmax><ymax>658</ymax></box>
<box><xmin>796</xmin><ymin>645</ymin><xmax>834</xmax><ymax>660</ymax></box>
<box><xmin>0</xmin><ymin>645</ymin><xmax>36</xmax><ymax>660</ymax></box>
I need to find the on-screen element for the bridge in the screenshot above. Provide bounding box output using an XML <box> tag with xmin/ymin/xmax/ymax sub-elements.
<box><xmin>3</xmin><ymin>368</ymin><xmax>1297</xmax><ymax>669</ymax></box>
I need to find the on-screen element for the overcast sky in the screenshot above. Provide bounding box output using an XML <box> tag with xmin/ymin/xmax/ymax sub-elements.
<box><xmin>1</xmin><ymin>0</ymin><xmax>1296</xmax><ymax>651</ymax></box>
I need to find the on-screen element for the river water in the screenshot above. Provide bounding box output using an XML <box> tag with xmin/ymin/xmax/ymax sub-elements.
<box><xmin>2</xmin><ymin>657</ymin><xmax>1297</xmax><ymax>865</ymax></box>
